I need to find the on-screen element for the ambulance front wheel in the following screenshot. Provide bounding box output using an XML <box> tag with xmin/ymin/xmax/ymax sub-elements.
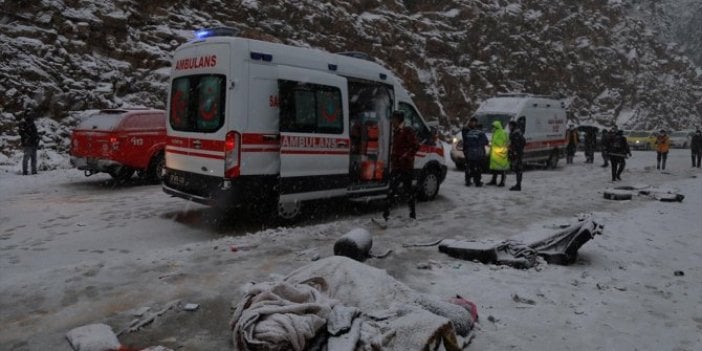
<box><xmin>417</xmin><ymin>168</ymin><xmax>441</xmax><ymax>201</ymax></box>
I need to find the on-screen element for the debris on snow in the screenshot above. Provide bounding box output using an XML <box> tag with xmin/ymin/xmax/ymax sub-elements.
<box><xmin>118</xmin><ymin>300</ymin><xmax>179</xmax><ymax>336</ymax></box>
<box><xmin>512</xmin><ymin>294</ymin><xmax>537</xmax><ymax>305</ymax></box>
<box><xmin>334</xmin><ymin>228</ymin><xmax>393</xmax><ymax>261</ymax></box>
<box><xmin>183</xmin><ymin>303</ymin><xmax>199</xmax><ymax>311</ymax></box>
<box><xmin>131</xmin><ymin>307</ymin><xmax>151</xmax><ymax>317</ymax></box>
<box><xmin>141</xmin><ymin>346</ymin><xmax>174</xmax><ymax>351</ymax></box>
<box><xmin>65</xmin><ymin>323</ymin><xmax>120</xmax><ymax>351</ymax></box>
<box><xmin>438</xmin><ymin>216</ymin><xmax>604</xmax><ymax>268</ymax></box>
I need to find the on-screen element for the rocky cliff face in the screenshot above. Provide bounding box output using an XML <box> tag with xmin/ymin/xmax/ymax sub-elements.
<box><xmin>1</xmin><ymin>0</ymin><xmax>701</xmax><ymax>132</ymax></box>
<box><xmin>625</xmin><ymin>0</ymin><xmax>702</xmax><ymax>69</ymax></box>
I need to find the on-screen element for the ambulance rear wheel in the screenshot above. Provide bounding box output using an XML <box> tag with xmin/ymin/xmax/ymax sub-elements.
<box><xmin>417</xmin><ymin>168</ymin><xmax>440</xmax><ymax>201</ymax></box>
<box><xmin>546</xmin><ymin>150</ymin><xmax>559</xmax><ymax>169</ymax></box>
<box><xmin>277</xmin><ymin>200</ymin><xmax>303</xmax><ymax>221</ymax></box>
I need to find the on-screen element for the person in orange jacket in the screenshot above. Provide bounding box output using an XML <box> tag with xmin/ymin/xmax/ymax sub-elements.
<box><xmin>654</xmin><ymin>129</ymin><xmax>670</xmax><ymax>170</ymax></box>
<box><xmin>565</xmin><ymin>125</ymin><xmax>579</xmax><ymax>164</ymax></box>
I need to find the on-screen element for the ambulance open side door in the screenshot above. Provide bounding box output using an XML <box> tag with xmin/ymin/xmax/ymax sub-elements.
<box><xmin>277</xmin><ymin>66</ymin><xmax>350</xmax><ymax>205</ymax></box>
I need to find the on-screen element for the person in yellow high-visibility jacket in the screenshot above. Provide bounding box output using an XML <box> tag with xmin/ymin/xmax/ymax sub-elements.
<box><xmin>487</xmin><ymin>120</ymin><xmax>510</xmax><ymax>186</ymax></box>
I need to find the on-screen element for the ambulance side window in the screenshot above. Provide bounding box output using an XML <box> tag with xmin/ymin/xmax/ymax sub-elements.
<box><xmin>280</xmin><ymin>80</ymin><xmax>343</xmax><ymax>134</ymax></box>
<box><xmin>398</xmin><ymin>102</ymin><xmax>430</xmax><ymax>142</ymax></box>
<box><xmin>518</xmin><ymin>116</ymin><xmax>526</xmax><ymax>133</ymax></box>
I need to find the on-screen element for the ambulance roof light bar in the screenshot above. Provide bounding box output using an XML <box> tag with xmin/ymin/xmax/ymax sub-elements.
<box><xmin>194</xmin><ymin>27</ymin><xmax>240</xmax><ymax>40</ymax></box>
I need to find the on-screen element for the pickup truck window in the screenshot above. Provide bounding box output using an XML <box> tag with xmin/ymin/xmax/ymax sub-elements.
<box><xmin>77</xmin><ymin>113</ymin><xmax>124</xmax><ymax>131</ymax></box>
<box><xmin>170</xmin><ymin>74</ymin><xmax>226</xmax><ymax>132</ymax></box>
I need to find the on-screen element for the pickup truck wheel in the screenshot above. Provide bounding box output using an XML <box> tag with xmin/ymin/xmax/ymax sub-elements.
<box><xmin>417</xmin><ymin>168</ymin><xmax>440</xmax><ymax>201</ymax></box>
<box><xmin>148</xmin><ymin>152</ymin><xmax>165</xmax><ymax>183</ymax></box>
<box><xmin>109</xmin><ymin>166</ymin><xmax>134</xmax><ymax>182</ymax></box>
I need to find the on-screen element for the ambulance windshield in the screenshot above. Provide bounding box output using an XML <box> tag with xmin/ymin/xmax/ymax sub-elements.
<box><xmin>170</xmin><ymin>74</ymin><xmax>226</xmax><ymax>132</ymax></box>
<box><xmin>474</xmin><ymin>113</ymin><xmax>513</xmax><ymax>132</ymax></box>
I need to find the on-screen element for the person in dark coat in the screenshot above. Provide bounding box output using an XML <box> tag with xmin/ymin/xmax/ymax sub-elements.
<box><xmin>508</xmin><ymin>121</ymin><xmax>526</xmax><ymax>191</ymax></box>
<box><xmin>606</xmin><ymin>129</ymin><xmax>631</xmax><ymax>182</ymax></box>
<box><xmin>691</xmin><ymin>129</ymin><xmax>702</xmax><ymax>168</ymax></box>
<box><xmin>600</xmin><ymin>129</ymin><xmax>611</xmax><ymax>167</ymax></box>
<box><xmin>461</xmin><ymin>117</ymin><xmax>488</xmax><ymax>186</ymax></box>
<box><xmin>383</xmin><ymin>111</ymin><xmax>419</xmax><ymax>220</ymax></box>
<box><xmin>584</xmin><ymin>129</ymin><xmax>597</xmax><ymax>163</ymax></box>
<box><xmin>565</xmin><ymin>125</ymin><xmax>579</xmax><ymax>164</ymax></box>
<box><xmin>18</xmin><ymin>110</ymin><xmax>40</xmax><ymax>175</ymax></box>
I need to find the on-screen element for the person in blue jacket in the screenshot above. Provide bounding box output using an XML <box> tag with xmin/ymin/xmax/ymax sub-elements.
<box><xmin>461</xmin><ymin>117</ymin><xmax>488</xmax><ymax>186</ymax></box>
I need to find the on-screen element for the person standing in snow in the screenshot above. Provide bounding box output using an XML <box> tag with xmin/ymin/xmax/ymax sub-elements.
<box><xmin>565</xmin><ymin>125</ymin><xmax>579</xmax><ymax>164</ymax></box>
<box><xmin>18</xmin><ymin>110</ymin><xmax>40</xmax><ymax>175</ymax></box>
<box><xmin>600</xmin><ymin>129</ymin><xmax>611</xmax><ymax>168</ymax></box>
<box><xmin>507</xmin><ymin>121</ymin><xmax>525</xmax><ymax>191</ymax></box>
<box><xmin>383</xmin><ymin>111</ymin><xmax>419</xmax><ymax>220</ymax></box>
<box><xmin>584</xmin><ymin>129</ymin><xmax>596</xmax><ymax>164</ymax></box>
<box><xmin>487</xmin><ymin>120</ymin><xmax>509</xmax><ymax>186</ymax></box>
<box><xmin>691</xmin><ymin>129</ymin><xmax>702</xmax><ymax>168</ymax></box>
<box><xmin>461</xmin><ymin>117</ymin><xmax>488</xmax><ymax>186</ymax></box>
<box><xmin>654</xmin><ymin>129</ymin><xmax>670</xmax><ymax>170</ymax></box>
<box><xmin>607</xmin><ymin>129</ymin><xmax>631</xmax><ymax>182</ymax></box>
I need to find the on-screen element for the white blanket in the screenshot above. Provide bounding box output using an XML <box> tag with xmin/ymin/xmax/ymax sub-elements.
<box><xmin>231</xmin><ymin>257</ymin><xmax>472</xmax><ymax>350</ymax></box>
<box><xmin>230</xmin><ymin>279</ymin><xmax>334</xmax><ymax>351</ymax></box>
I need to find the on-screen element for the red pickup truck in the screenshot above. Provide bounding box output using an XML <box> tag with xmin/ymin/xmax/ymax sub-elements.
<box><xmin>70</xmin><ymin>109</ymin><xmax>167</xmax><ymax>182</ymax></box>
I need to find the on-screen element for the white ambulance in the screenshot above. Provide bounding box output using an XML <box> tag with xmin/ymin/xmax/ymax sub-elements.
<box><xmin>452</xmin><ymin>93</ymin><xmax>568</xmax><ymax>169</ymax></box>
<box><xmin>475</xmin><ymin>94</ymin><xmax>568</xmax><ymax>168</ymax></box>
<box><xmin>162</xmin><ymin>28</ymin><xmax>447</xmax><ymax>219</ymax></box>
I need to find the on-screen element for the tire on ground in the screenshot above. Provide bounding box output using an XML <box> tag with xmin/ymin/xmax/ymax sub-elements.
<box><xmin>603</xmin><ymin>190</ymin><xmax>633</xmax><ymax>200</ymax></box>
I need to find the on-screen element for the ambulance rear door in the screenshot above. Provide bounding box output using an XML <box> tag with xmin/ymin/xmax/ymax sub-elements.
<box><xmin>277</xmin><ymin>66</ymin><xmax>350</xmax><ymax>202</ymax></box>
<box><xmin>166</xmin><ymin>42</ymin><xmax>231</xmax><ymax>178</ymax></box>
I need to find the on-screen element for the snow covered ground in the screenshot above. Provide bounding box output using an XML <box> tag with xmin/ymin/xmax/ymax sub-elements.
<box><xmin>1</xmin><ymin>149</ymin><xmax>701</xmax><ymax>350</ymax></box>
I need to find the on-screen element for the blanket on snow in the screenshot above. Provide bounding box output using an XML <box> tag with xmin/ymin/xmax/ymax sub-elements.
<box><xmin>231</xmin><ymin>256</ymin><xmax>475</xmax><ymax>351</ymax></box>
